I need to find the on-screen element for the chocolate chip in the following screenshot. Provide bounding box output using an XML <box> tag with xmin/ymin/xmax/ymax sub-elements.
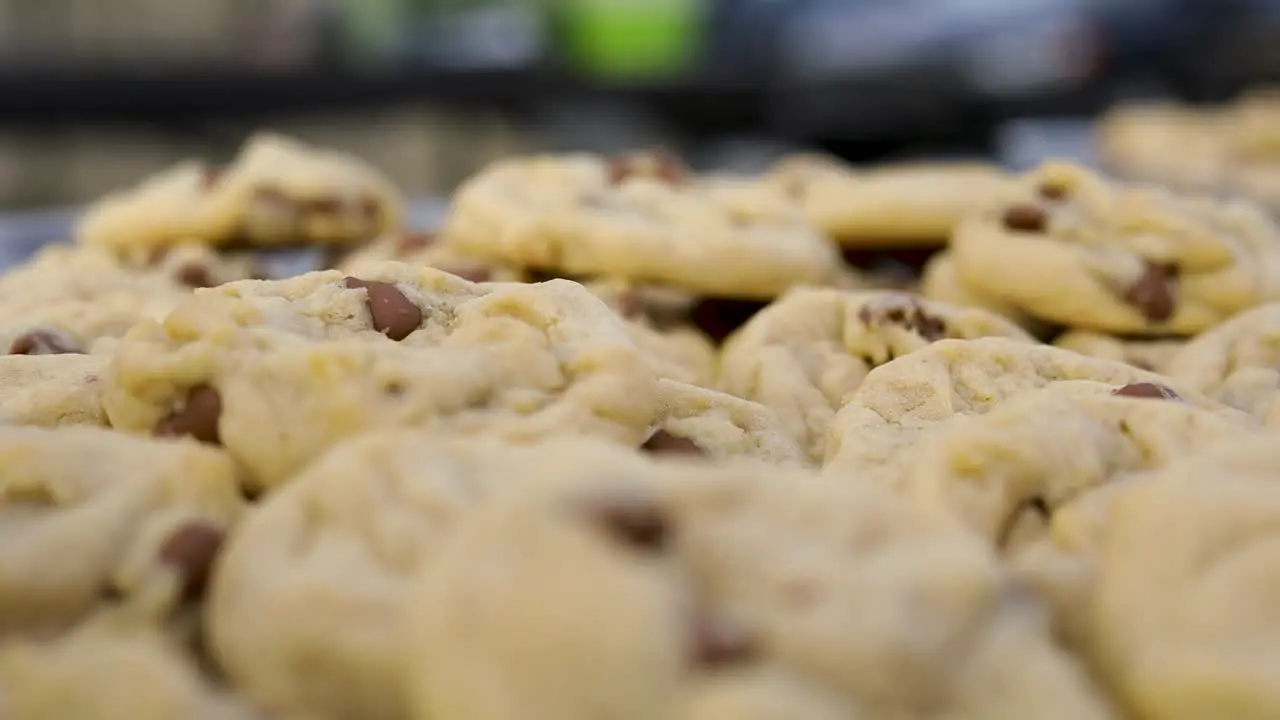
<box><xmin>584</xmin><ymin>492</ymin><xmax>668</xmax><ymax>552</ymax></box>
<box><xmin>1123</xmin><ymin>262</ymin><xmax>1178</xmax><ymax>323</ymax></box>
<box><xmin>8</xmin><ymin>329</ymin><xmax>83</xmax><ymax>355</ymax></box>
<box><xmin>343</xmin><ymin>277</ymin><xmax>423</xmax><ymax>341</ymax></box>
<box><xmin>1038</xmin><ymin>183</ymin><xmax>1068</xmax><ymax>201</ymax></box>
<box><xmin>641</xmin><ymin>430</ymin><xmax>705</xmax><ymax>456</ymax></box>
<box><xmin>608</xmin><ymin>149</ymin><xmax>689</xmax><ymax>185</ymax></box>
<box><xmin>1001</xmin><ymin>204</ymin><xmax>1049</xmax><ymax>232</ymax></box>
<box><xmin>158</xmin><ymin>521</ymin><xmax>225</xmax><ymax>601</ymax></box>
<box><xmin>155</xmin><ymin>385</ymin><xmax>223</xmax><ymax>445</ymax></box>
<box><xmin>1112</xmin><ymin>382</ymin><xmax>1181</xmax><ymax>401</ymax></box>
<box><xmin>857</xmin><ymin>294</ymin><xmax>948</xmax><ymax>342</ymax></box>
<box><xmin>359</xmin><ymin>196</ymin><xmax>380</xmax><ymax>220</ymax></box>
<box><xmin>689</xmin><ymin>298</ymin><xmax>767</xmax><ymax>344</ymax></box>
<box><xmin>175</xmin><ymin>263</ymin><xmax>215</xmax><ymax>288</ymax></box>
<box><xmin>397</xmin><ymin>232</ymin><xmax>436</xmax><ymax>255</ymax></box>
<box><xmin>689</xmin><ymin>610</ymin><xmax>755</xmax><ymax>668</ymax></box>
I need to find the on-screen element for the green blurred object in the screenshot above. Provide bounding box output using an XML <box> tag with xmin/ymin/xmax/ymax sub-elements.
<box><xmin>337</xmin><ymin>0</ymin><xmax>409</xmax><ymax>67</ymax></box>
<box><xmin>558</xmin><ymin>0</ymin><xmax>707</xmax><ymax>81</ymax></box>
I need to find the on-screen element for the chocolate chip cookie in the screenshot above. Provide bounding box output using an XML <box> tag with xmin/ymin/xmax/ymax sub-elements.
<box><xmin>951</xmin><ymin>160</ymin><xmax>1280</xmax><ymax>334</ymax></box>
<box><xmin>206</xmin><ymin>431</ymin><xmax>542</xmax><ymax>720</ymax></box>
<box><xmin>1162</xmin><ymin>301</ymin><xmax>1280</xmax><ymax>419</ymax></box>
<box><xmin>920</xmin><ymin>250</ymin><xmax>1045</xmax><ymax>332</ymax></box>
<box><xmin>77</xmin><ymin>133</ymin><xmax>404</xmax><ymax>255</ymax></box>
<box><xmin>0</xmin><ymin>244</ymin><xmax>255</xmax><ymax>355</ymax></box>
<box><xmin>767</xmin><ymin>154</ymin><xmax>1016</xmax><ymax>249</ymax></box>
<box><xmin>902</xmin><ymin>382</ymin><xmax>1260</xmax><ymax>556</ymax></box>
<box><xmin>0</xmin><ymin>614</ymin><xmax>260</xmax><ymax>720</ymax></box>
<box><xmin>823</xmin><ymin>337</ymin><xmax>1227</xmax><ymax>489</ymax></box>
<box><xmin>0</xmin><ymin>426</ymin><xmax>242</xmax><ymax>637</ymax></box>
<box><xmin>1096</xmin><ymin>101</ymin><xmax>1228</xmax><ymax>192</ymax></box>
<box><xmin>405</xmin><ymin>457</ymin><xmax>1113</xmax><ymax>720</ymax></box>
<box><xmin>1080</xmin><ymin>435</ymin><xmax>1280</xmax><ymax>720</ymax></box>
<box><xmin>441</xmin><ymin>152</ymin><xmax>840</xmax><ymax>300</ymax></box>
<box><xmin>719</xmin><ymin>289</ymin><xmax>1033</xmax><ymax>461</ymax></box>
<box><xmin>103</xmin><ymin>265</ymin><xmax>660</xmax><ymax>490</ymax></box>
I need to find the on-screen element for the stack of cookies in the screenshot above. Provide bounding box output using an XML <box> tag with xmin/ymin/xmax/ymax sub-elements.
<box><xmin>0</xmin><ymin>132</ymin><xmax>1278</xmax><ymax>720</ymax></box>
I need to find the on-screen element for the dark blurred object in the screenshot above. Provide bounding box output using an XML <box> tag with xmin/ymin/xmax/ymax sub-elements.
<box><xmin>1168</xmin><ymin>0</ymin><xmax>1280</xmax><ymax>99</ymax></box>
<box><xmin>763</xmin><ymin>0</ymin><xmax>1104</xmax><ymax>142</ymax></box>
<box><xmin>1090</xmin><ymin>0</ymin><xmax>1280</xmax><ymax>100</ymax></box>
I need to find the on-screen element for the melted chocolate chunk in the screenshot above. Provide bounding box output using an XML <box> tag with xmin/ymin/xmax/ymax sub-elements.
<box><xmin>1112</xmin><ymin>382</ymin><xmax>1181</xmax><ymax>401</ymax></box>
<box><xmin>155</xmin><ymin>385</ymin><xmax>223</xmax><ymax>445</ymax></box>
<box><xmin>583</xmin><ymin>491</ymin><xmax>669</xmax><ymax>552</ymax></box>
<box><xmin>1123</xmin><ymin>262</ymin><xmax>1179</xmax><ymax>323</ymax></box>
<box><xmin>856</xmin><ymin>294</ymin><xmax>947</xmax><ymax>342</ymax></box>
<box><xmin>343</xmin><ymin>277</ymin><xmax>424</xmax><ymax>341</ymax></box>
<box><xmin>1001</xmin><ymin>204</ymin><xmax>1050</xmax><ymax>233</ymax></box>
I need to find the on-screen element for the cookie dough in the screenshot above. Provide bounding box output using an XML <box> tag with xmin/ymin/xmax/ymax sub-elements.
<box><xmin>207</xmin><ymin>432</ymin><xmax>552</xmax><ymax>720</ymax></box>
<box><xmin>824</xmin><ymin>338</ymin><xmax>1223</xmax><ymax>489</ymax></box>
<box><xmin>719</xmin><ymin>289</ymin><xmax>1034</xmax><ymax>461</ymax></box>
<box><xmin>1053</xmin><ymin>330</ymin><xmax>1184</xmax><ymax>373</ymax></box>
<box><xmin>0</xmin><ymin>354</ymin><xmax>108</xmax><ymax>427</ymax></box>
<box><xmin>0</xmin><ymin>426</ymin><xmax>243</xmax><ymax>637</ymax></box>
<box><xmin>767</xmin><ymin>153</ymin><xmax>1016</xmax><ymax>247</ymax></box>
<box><xmin>1083</xmin><ymin>436</ymin><xmax>1280</xmax><ymax>720</ymax></box>
<box><xmin>77</xmin><ymin>133</ymin><xmax>404</xmax><ymax>254</ymax></box>
<box><xmin>405</xmin><ymin>458</ymin><xmax>1113</xmax><ymax>720</ymax></box>
<box><xmin>1162</xmin><ymin>301</ymin><xmax>1280</xmax><ymax>418</ymax></box>
<box><xmin>441</xmin><ymin>152</ymin><xmax>840</xmax><ymax>299</ymax></box>
<box><xmin>901</xmin><ymin>382</ymin><xmax>1260</xmax><ymax>555</ymax></box>
<box><xmin>951</xmin><ymin>160</ymin><xmax>1280</xmax><ymax>334</ymax></box>
<box><xmin>104</xmin><ymin>265</ymin><xmax>659</xmax><ymax>490</ymax></box>
<box><xmin>0</xmin><ymin>614</ymin><xmax>260</xmax><ymax>720</ymax></box>
<box><xmin>644</xmin><ymin>378</ymin><xmax>805</xmax><ymax>465</ymax></box>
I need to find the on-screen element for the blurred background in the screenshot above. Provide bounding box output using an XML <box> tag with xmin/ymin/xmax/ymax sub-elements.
<box><xmin>0</xmin><ymin>0</ymin><xmax>1279</xmax><ymax>209</ymax></box>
